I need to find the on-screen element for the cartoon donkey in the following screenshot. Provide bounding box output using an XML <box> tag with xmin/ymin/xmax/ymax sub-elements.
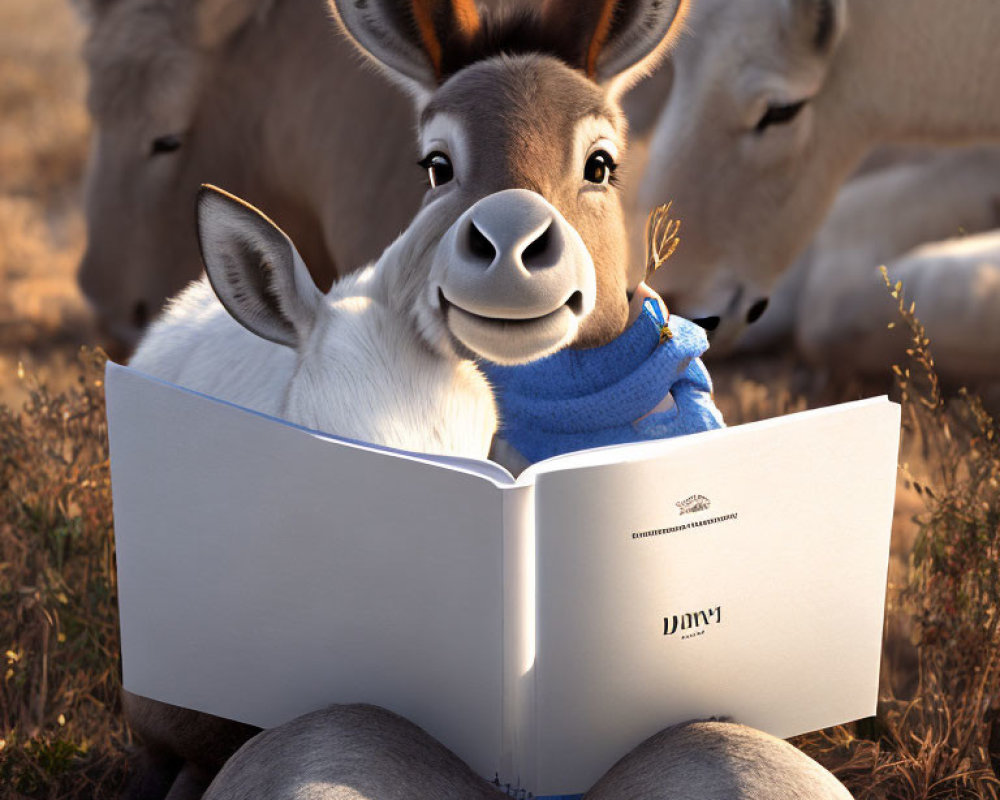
<box><xmin>200</xmin><ymin>10</ymin><xmax>848</xmax><ymax>799</ymax></box>
<box><xmin>120</xmin><ymin>0</ymin><xmax>829</xmax><ymax>798</ymax></box>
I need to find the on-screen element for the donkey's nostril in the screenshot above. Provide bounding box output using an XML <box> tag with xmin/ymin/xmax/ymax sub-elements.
<box><xmin>468</xmin><ymin>221</ymin><xmax>496</xmax><ymax>264</ymax></box>
<box><xmin>133</xmin><ymin>300</ymin><xmax>150</xmax><ymax>329</ymax></box>
<box><xmin>693</xmin><ymin>316</ymin><xmax>720</xmax><ymax>332</ymax></box>
<box><xmin>746</xmin><ymin>297</ymin><xmax>769</xmax><ymax>324</ymax></box>
<box><xmin>521</xmin><ymin>224</ymin><xmax>551</xmax><ymax>266</ymax></box>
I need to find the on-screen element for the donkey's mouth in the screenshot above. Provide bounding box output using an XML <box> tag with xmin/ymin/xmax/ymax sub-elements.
<box><xmin>438</xmin><ymin>288</ymin><xmax>584</xmax><ymax>365</ymax></box>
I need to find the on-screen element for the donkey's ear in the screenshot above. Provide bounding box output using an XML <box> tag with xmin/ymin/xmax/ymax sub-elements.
<box><xmin>327</xmin><ymin>0</ymin><xmax>481</xmax><ymax>101</ymax></box>
<box><xmin>544</xmin><ymin>0</ymin><xmax>689</xmax><ymax>101</ymax></box>
<box><xmin>196</xmin><ymin>185</ymin><xmax>323</xmax><ymax>349</ymax></box>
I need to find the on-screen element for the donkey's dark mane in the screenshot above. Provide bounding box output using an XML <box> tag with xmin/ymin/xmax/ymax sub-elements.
<box><xmin>438</xmin><ymin>8</ymin><xmax>593</xmax><ymax>81</ymax></box>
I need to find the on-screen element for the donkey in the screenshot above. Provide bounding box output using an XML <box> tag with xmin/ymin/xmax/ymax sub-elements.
<box><xmin>634</xmin><ymin>0</ymin><xmax>1000</xmax><ymax>351</ymax></box>
<box><xmin>201</xmin><ymin>705</ymin><xmax>853</xmax><ymax>800</ymax></box>
<box><xmin>122</xmin><ymin>0</ymin><xmax>690</xmax><ymax>795</ymax></box>
<box><xmin>77</xmin><ymin>0</ymin><xmax>422</xmax><ymax>347</ymax></box>
<box><xmin>129</xmin><ymin>183</ymin><xmax>516</xmax><ymax>457</ymax></box>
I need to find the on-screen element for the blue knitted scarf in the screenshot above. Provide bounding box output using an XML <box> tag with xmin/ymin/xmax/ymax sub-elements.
<box><xmin>481</xmin><ymin>299</ymin><xmax>724</xmax><ymax>464</ymax></box>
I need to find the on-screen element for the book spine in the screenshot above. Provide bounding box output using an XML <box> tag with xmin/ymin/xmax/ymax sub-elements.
<box><xmin>501</xmin><ymin>485</ymin><xmax>537</xmax><ymax>793</ymax></box>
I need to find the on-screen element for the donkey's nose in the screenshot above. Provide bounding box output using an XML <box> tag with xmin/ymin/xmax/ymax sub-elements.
<box><xmin>466</xmin><ymin>220</ymin><xmax>497</xmax><ymax>266</ymax></box>
<box><xmin>521</xmin><ymin>223</ymin><xmax>554</xmax><ymax>268</ymax></box>
<box><xmin>463</xmin><ymin>189</ymin><xmax>563</xmax><ymax>274</ymax></box>
<box><xmin>435</xmin><ymin>188</ymin><xmax>595</xmax><ymax>325</ymax></box>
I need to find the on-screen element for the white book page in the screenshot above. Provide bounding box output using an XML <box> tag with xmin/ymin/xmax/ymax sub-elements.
<box><xmin>529</xmin><ymin>398</ymin><xmax>900</xmax><ymax>796</ymax></box>
<box><xmin>106</xmin><ymin>363</ymin><xmax>509</xmax><ymax>779</ymax></box>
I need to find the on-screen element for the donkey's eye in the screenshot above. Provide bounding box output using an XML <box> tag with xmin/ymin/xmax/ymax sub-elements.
<box><xmin>754</xmin><ymin>100</ymin><xmax>807</xmax><ymax>133</ymax></box>
<box><xmin>418</xmin><ymin>151</ymin><xmax>454</xmax><ymax>188</ymax></box>
<box><xmin>584</xmin><ymin>150</ymin><xmax>616</xmax><ymax>185</ymax></box>
<box><xmin>150</xmin><ymin>134</ymin><xmax>183</xmax><ymax>156</ymax></box>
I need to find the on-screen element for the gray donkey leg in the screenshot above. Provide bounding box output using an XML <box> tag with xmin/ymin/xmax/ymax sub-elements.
<box><xmin>584</xmin><ymin>721</ymin><xmax>852</xmax><ymax>800</ymax></box>
<box><xmin>202</xmin><ymin>704</ymin><xmax>508</xmax><ymax>800</ymax></box>
<box><xmin>122</xmin><ymin>690</ymin><xmax>261</xmax><ymax>800</ymax></box>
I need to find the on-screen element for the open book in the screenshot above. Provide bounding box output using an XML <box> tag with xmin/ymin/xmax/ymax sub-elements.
<box><xmin>106</xmin><ymin>362</ymin><xmax>900</xmax><ymax>797</ymax></box>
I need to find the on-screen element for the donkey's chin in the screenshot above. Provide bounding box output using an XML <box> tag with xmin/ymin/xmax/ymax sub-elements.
<box><xmin>445</xmin><ymin>302</ymin><xmax>580</xmax><ymax>366</ymax></box>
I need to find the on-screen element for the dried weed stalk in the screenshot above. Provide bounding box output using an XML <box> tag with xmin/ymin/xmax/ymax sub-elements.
<box><xmin>796</xmin><ymin>267</ymin><xmax>1000</xmax><ymax>799</ymax></box>
<box><xmin>644</xmin><ymin>202</ymin><xmax>681</xmax><ymax>282</ymax></box>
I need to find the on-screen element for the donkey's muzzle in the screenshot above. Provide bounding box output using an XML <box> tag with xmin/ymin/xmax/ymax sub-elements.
<box><xmin>462</xmin><ymin>194</ymin><xmax>559</xmax><ymax>275</ymax></box>
<box><xmin>430</xmin><ymin>189</ymin><xmax>596</xmax><ymax>365</ymax></box>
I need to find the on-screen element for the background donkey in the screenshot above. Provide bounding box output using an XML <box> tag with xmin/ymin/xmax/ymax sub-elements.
<box><xmin>121</xmin><ymin>0</ymin><xmax>688</xmax><ymax>794</ymax></box>
<box><xmin>77</xmin><ymin>0</ymin><xmax>422</xmax><ymax>347</ymax></box>
<box><xmin>635</xmin><ymin>0</ymin><xmax>1000</xmax><ymax>352</ymax></box>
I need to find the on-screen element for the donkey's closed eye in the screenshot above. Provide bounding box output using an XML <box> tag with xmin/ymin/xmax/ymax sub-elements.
<box><xmin>754</xmin><ymin>100</ymin><xmax>807</xmax><ymax>133</ymax></box>
<box><xmin>150</xmin><ymin>134</ymin><xmax>183</xmax><ymax>156</ymax></box>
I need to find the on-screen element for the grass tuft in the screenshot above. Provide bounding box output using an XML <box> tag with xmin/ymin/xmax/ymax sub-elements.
<box><xmin>793</xmin><ymin>267</ymin><xmax>1000</xmax><ymax>799</ymax></box>
<box><xmin>0</xmin><ymin>348</ymin><xmax>128</xmax><ymax>799</ymax></box>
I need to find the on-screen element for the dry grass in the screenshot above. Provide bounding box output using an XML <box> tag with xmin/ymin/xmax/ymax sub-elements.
<box><xmin>0</xmin><ymin>349</ymin><xmax>127</xmax><ymax>798</ymax></box>
<box><xmin>0</xmin><ymin>0</ymin><xmax>998</xmax><ymax>798</ymax></box>
<box><xmin>790</xmin><ymin>273</ymin><xmax>1000</xmax><ymax>800</ymax></box>
<box><xmin>0</xmin><ymin>3</ymin><xmax>127</xmax><ymax>795</ymax></box>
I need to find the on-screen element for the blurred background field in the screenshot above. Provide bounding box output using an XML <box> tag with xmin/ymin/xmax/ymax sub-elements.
<box><xmin>0</xmin><ymin>0</ymin><xmax>95</xmax><ymax>411</ymax></box>
<box><xmin>0</xmin><ymin>0</ymin><xmax>997</xmax><ymax>798</ymax></box>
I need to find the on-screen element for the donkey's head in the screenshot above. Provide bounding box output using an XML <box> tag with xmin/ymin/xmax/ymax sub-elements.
<box><xmin>330</xmin><ymin>0</ymin><xmax>688</xmax><ymax>365</ymax></box>
<box><xmin>78</xmin><ymin>0</ymin><xmax>372</xmax><ymax>350</ymax></box>
<box><xmin>636</xmin><ymin>0</ymin><xmax>851</xmax><ymax>349</ymax></box>
<box><xmin>77</xmin><ymin>0</ymin><xmax>277</xmax><ymax>346</ymax></box>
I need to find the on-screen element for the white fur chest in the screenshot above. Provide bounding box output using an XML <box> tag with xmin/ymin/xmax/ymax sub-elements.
<box><xmin>285</xmin><ymin>295</ymin><xmax>497</xmax><ymax>459</ymax></box>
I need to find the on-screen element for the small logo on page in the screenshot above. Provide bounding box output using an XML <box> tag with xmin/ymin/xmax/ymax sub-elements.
<box><xmin>676</xmin><ymin>494</ymin><xmax>710</xmax><ymax>515</ymax></box>
<box><xmin>664</xmin><ymin>606</ymin><xmax>722</xmax><ymax>640</ymax></box>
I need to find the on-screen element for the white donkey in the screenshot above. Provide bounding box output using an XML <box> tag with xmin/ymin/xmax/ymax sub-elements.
<box><xmin>636</xmin><ymin>0</ymin><xmax>1000</xmax><ymax>352</ymax></box>
<box><xmin>121</xmin><ymin>0</ymin><xmax>689</xmax><ymax>793</ymax></box>
<box><xmin>130</xmin><ymin>184</ymin><xmax>511</xmax><ymax>458</ymax></box>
